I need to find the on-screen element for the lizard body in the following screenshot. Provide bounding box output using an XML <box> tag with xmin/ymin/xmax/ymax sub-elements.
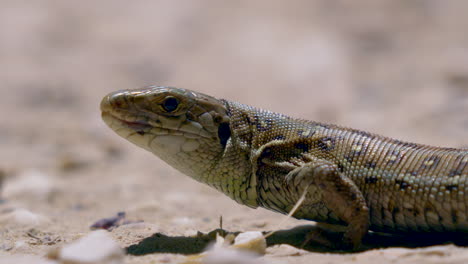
<box><xmin>100</xmin><ymin>86</ymin><xmax>467</xmax><ymax>248</ymax></box>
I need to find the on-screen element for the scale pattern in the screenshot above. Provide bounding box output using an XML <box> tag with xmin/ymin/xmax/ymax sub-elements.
<box><xmin>101</xmin><ymin>86</ymin><xmax>467</xmax><ymax>247</ymax></box>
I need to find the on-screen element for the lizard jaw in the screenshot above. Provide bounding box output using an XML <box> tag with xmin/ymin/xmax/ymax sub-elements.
<box><xmin>101</xmin><ymin>112</ymin><xmax>153</xmax><ymax>133</ymax></box>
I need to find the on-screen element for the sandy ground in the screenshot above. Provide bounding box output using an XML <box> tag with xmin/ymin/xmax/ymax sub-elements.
<box><xmin>0</xmin><ymin>1</ymin><xmax>467</xmax><ymax>263</ymax></box>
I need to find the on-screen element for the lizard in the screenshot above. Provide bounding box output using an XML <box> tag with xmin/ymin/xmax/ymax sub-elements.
<box><xmin>100</xmin><ymin>86</ymin><xmax>467</xmax><ymax>249</ymax></box>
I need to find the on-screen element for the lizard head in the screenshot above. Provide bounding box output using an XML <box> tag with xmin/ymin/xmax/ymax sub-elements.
<box><xmin>100</xmin><ymin>86</ymin><xmax>233</xmax><ymax>181</ymax></box>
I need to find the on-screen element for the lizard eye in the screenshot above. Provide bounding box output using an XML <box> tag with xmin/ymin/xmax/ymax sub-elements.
<box><xmin>218</xmin><ymin>122</ymin><xmax>231</xmax><ymax>148</ymax></box>
<box><xmin>162</xmin><ymin>97</ymin><xmax>179</xmax><ymax>112</ymax></box>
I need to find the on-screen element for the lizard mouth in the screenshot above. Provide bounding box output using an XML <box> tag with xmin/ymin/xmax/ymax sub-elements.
<box><xmin>102</xmin><ymin>111</ymin><xmax>212</xmax><ymax>140</ymax></box>
<box><xmin>102</xmin><ymin>111</ymin><xmax>153</xmax><ymax>132</ymax></box>
<box><xmin>117</xmin><ymin>117</ymin><xmax>153</xmax><ymax>131</ymax></box>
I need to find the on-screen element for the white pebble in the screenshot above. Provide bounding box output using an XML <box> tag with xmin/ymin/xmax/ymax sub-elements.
<box><xmin>57</xmin><ymin>230</ymin><xmax>124</xmax><ymax>264</ymax></box>
<box><xmin>233</xmin><ymin>231</ymin><xmax>267</xmax><ymax>256</ymax></box>
<box><xmin>234</xmin><ymin>231</ymin><xmax>264</xmax><ymax>245</ymax></box>
<box><xmin>0</xmin><ymin>208</ymin><xmax>47</xmax><ymax>226</ymax></box>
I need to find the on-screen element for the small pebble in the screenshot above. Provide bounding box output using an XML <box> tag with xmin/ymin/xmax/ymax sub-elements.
<box><xmin>90</xmin><ymin>212</ymin><xmax>126</xmax><ymax>230</ymax></box>
<box><xmin>53</xmin><ymin>230</ymin><xmax>124</xmax><ymax>264</ymax></box>
<box><xmin>267</xmin><ymin>244</ymin><xmax>308</xmax><ymax>257</ymax></box>
<box><xmin>233</xmin><ymin>231</ymin><xmax>267</xmax><ymax>255</ymax></box>
<box><xmin>0</xmin><ymin>208</ymin><xmax>47</xmax><ymax>226</ymax></box>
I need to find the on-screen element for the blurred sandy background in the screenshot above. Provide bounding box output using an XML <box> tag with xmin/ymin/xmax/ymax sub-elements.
<box><xmin>0</xmin><ymin>1</ymin><xmax>467</xmax><ymax>263</ymax></box>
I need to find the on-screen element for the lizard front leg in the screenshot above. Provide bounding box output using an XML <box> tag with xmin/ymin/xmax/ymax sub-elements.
<box><xmin>285</xmin><ymin>159</ymin><xmax>369</xmax><ymax>249</ymax></box>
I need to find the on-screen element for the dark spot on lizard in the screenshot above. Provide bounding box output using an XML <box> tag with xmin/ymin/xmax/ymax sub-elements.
<box><xmin>318</xmin><ymin>124</ymin><xmax>330</xmax><ymax>130</ymax></box>
<box><xmin>317</xmin><ymin>137</ymin><xmax>335</xmax><ymax>151</ymax></box>
<box><xmin>231</xmin><ymin>113</ymin><xmax>250</xmax><ymax>128</ymax></box>
<box><xmin>449</xmin><ymin>156</ymin><xmax>467</xmax><ymax>177</ymax></box>
<box><xmin>424</xmin><ymin>203</ymin><xmax>436</xmax><ymax>215</ymax></box>
<box><xmin>401</xmin><ymin>142</ymin><xmax>421</xmax><ymax>149</ymax></box>
<box><xmin>445</xmin><ymin>185</ymin><xmax>458</xmax><ymax>191</ymax></box>
<box><xmin>395</xmin><ymin>179</ymin><xmax>410</xmax><ymax>190</ymax></box>
<box><xmin>186</xmin><ymin>112</ymin><xmax>196</xmax><ymax>121</ymax></box>
<box><xmin>365</xmin><ymin>176</ymin><xmax>378</xmax><ymax>184</ymax></box>
<box><xmin>393</xmin><ymin>139</ymin><xmax>421</xmax><ymax>149</ymax></box>
<box><xmin>365</xmin><ymin>161</ymin><xmax>377</xmax><ymax>169</ymax></box>
<box><xmin>273</xmin><ymin>135</ymin><xmax>286</xmax><ymax>140</ymax></box>
<box><xmin>448</xmin><ymin>169</ymin><xmax>462</xmax><ymax>177</ymax></box>
<box><xmin>452</xmin><ymin>210</ymin><xmax>458</xmax><ymax>224</ymax></box>
<box><xmin>355</xmin><ymin>130</ymin><xmax>374</xmax><ymax>139</ymax></box>
<box><xmin>254</xmin><ymin>115</ymin><xmax>273</xmax><ymax>131</ymax></box>
<box><xmin>346</xmin><ymin>140</ymin><xmax>368</xmax><ymax>164</ymax></box>
<box><xmin>261</xmin><ymin>147</ymin><xmax>272</xmax><ymax>158</ymax></box>
<box><xmin>213</xmin><ymin>115</ymin><xmax>223</xmax><ymax>123</ymax></box>
<box><xmin>337</xmin><ymin>162</ymin><xmax>345</xmax><ymax>172</ymax></box>
<box><xmin>296</xmin><ymin>129</ymin><xmax>316</xmax><ymax>138</ymax></box>
<box><xmin>386</xmin><ymin>149</ymin><xmax>403</xmax><ymax>165</ymax></box>
<box><xmin>136</xmin><ymin>131</ymin><xmax>145</xmax><ymax>135</ymax></box>
<box><xmin>344</xmin><ymin>155</ymin><xmax>354</xmax><ymax>163</ymax></box>
<box><xmin>294</xmin><ymin>142</ymin><xmax>309</xmax><ymax>152</ymax></box>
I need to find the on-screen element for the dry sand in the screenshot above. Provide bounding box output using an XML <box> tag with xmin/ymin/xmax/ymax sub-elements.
<box><xmin>0</xmin><ymin>1</ymin><xmax>467</xmax><ymax>263</ymax></box>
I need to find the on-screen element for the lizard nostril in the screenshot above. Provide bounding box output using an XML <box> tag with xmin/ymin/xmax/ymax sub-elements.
<box><xmin>101</xmin><ymin>90</ymin><xmax>131</xmax><ymax>111</ymax></box>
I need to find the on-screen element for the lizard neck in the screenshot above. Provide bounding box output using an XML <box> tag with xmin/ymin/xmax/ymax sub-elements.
<box><xmin>198</xmin><ymin>100</ymin><xmax>259</xmax><ymax>208</ymax></box>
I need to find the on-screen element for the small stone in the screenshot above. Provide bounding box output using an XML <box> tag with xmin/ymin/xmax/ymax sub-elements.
<box><xmin>0</xmin><ymin>208</ymin><xmax>47</xmax><ymax>227</ymax></box>
<box><xmin>90</xmin><ymin>212</ymin><xmax>126</xmax><ymax>230</ymax></box>
<box><xmin>267</xmin><ymin>244</ymin><xmax>308</xmax><ymax>257</ymax></box>
<box><xmin>232</xmin><ymin>231</ymin><xmax>267</xmax><ymax>256</ymax></box>
<box><xmin>55</xmin><ymin>230</ymin><xmax>124</xmax><ymax>264</ymax></box>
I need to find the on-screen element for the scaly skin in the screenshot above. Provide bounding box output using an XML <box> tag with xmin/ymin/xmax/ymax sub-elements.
<box><xmin>100</xmin><ymin>86</ymin><xmax>467</xmax><ymax>249</ymax></box>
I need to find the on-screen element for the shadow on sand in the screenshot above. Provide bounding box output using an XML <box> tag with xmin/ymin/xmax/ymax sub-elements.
<box><xmin>126</xmin><ymin>224</ymin><xmax>467</xmax><ymax>255</ymax></box>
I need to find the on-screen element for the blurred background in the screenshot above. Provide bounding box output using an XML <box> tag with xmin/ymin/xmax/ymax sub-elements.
<box><xmin>0</xmin><ymin>0</ymin><xmax>467</xmax><ymax>258</ymax></box>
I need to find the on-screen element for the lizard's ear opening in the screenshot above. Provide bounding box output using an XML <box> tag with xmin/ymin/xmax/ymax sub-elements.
<box><xmin>218</xmin><ymin>122</ymin><xmax>231</xmax><ymax>148</ymax></box>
